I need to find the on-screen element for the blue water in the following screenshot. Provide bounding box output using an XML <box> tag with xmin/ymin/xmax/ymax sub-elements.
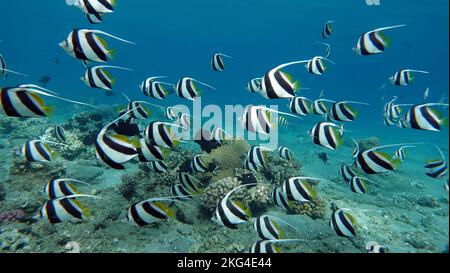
<box><xmin>0</xmin><ymin>0</ymin><xmax>448</xmax><ymax>253</ymax></box>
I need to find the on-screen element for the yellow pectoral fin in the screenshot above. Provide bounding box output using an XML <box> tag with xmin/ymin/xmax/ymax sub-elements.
<box><xmin>110</xmin><ymin>134</ymin><xmax>131</xmax><ymax>143</ymax></box>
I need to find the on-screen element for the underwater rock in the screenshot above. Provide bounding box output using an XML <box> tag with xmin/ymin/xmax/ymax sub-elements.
<box><xmin>290</xmin><ymin>198</ymin><xmax>328</xmax><ymax>220</ymax></box>
<box><xmin>41</xmin><ymin>127</ymin><xmax>88</xmax><ymax>160</ymax></box>
<box><xmin>0</xmin><ymin>225</ymin><xmax>31</xmax><ymax>252</ymax></box>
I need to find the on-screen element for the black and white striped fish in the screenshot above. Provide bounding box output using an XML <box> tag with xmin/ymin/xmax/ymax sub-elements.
<box><xmin>21</xmin><ymin>140</ymin><xmax>60</xmax><ymax>163</ymax></box>
<box><xmin>353</xmin><ymin>25</ymin><xmax>406</xmax><ymax>56</ymax></box>
<box><xmin>249</xmin><ymin>239</ymin><xmax>302</xmax><ymax>254</ymax></box>
<box><xmin>212</xmin><ymin>127</ymin><xmax>229</xmax><ymax>144</ymax></box>
<box><xmin>175</xmin><ymin>77</ymin><xmax>215</xmax><ymax>101</ymax></box>
<box><xmin>1</xmin><ymin>85</ymin><xmax>97</xmax><ymax>118</ymax></box>
<box><xmin>165</xmin><ymin>106</ymin><xmax>179</xmax><ymax>120</ymax></box>
<box><xmin>66</xmin><ymin>0</ymin><xmax>115</xmax><ymax>24</ymax></box>
<box><xmin>247</xmin><ymin>78</ymin><xmax>262</xmax><ymax>93</ymax></box>
<box><xmin>340</xmin><ymin>164</ymin><xmax>357</xmax><ymax>183</ymax></box>
<box><xmin>126</xmin><ymin>198</ymin><xmax>176</xmax><ymax>227</ymax></box>
<box><xmin>278</xmin><ymin>146</ymin><xmax>292</xmax><ymax>161</ymax></box>
<box><xmin>149</xmin><ymin>160</ymin><xmax>168</xmax><ymax>173</ymax></box>
<box><xmin>312</xmin><ymin>99</ymin><xmax>334</xmax><ymax>115</ymax></box>
<box><xmin>178</xmin><ymin>172</ymin><xmax>203</xmax><ymax>194</ymax></box>
<box><xmin>259</xmin><ymin>60</ymin><xmax>310</xmax><ymax>99</ymax></box>
<box><xmin>170</xmin><ymin>184</ymin><xmax>194</xmax><ymax>200</ymax></box>
<box><xmin>140</xmin><ymin>76</ymin><xmax>174</xmax><ymax>100</ymax></box>
<box><xmin>0</xmin><ymin>54</ymin><xmax>27</xmax><ymax>79</ymax></box>
<box><xmin>254</xmin><ymin>215</ymin><xmax>297</xmax><ymax>240</ymax></box>
<box><xmin>126</xmin><ymin>101</ymin><xmax>151</xmax><ymax>120</ymax></box>
<box><xmin>94</xmin><ymin>110</ymin><xmax>139</xmax><ymax>170</ymax></box>
<box><xmin>136</xmin><ymin>137</ymin><xmax>169</xmax><ymax>162</ymax></box>
<box><xmin>53</xmin><ymin>125</ymin><xmax>66</xmax><ymax>142</ymax></box>
<box><xmin>36</xmin><ymin>194</ymin><xmax>99</xmax><ymax>224</ymax></box>
<box><xmin>249</xmin><ymin>240</ymin><xmax>281</xmax><ymax>253</ymax></box>
<box><xmin>240</xmin><ymin>105</ymin><xmax>300</xmax><ymax>135</ymax></box>
<box><xmin>393</xmin><ymin>145</ymin><xmax>415</xmax><ymax>162</ymax></box>
<box><xmin>176</xmin><ymin>113</ymin><xmax>193</xmax><ymax>130</ymax></box>
<box><xmin>212</xmin><ymin>184</ymin><xmax>255</xmax><ymax>229</ymax></box>
<box><xmin>329</xmin><ymin>203</ymin><xmax>357</xmax><ymax>238</ymax></box>
<box><xmin>44</xmin><ymin>178</ymin><xmax>90</xmax><ymax>199</ymax></box>
<box><xmin>322</xmin><ymin>21</ymin><xmax>334</xmax><ymax>39</ymax></box>
<box><xmin>59</xmin><ymin>29</ymin><xmax>134</xmax><ymax>63</ymax></box>
<box><xmin>384</xmin><ymin>97</ymin><xmax>402</xmax><ymax>120</ymax></box>
<box><xmin>81</xmin><ymin>65</ymin><xmax>132</xmax><ymax>91</ymax></box>
<box><xmin>288</xmin><ymin>96</ymin><xmax>312</xmax><ymax>116</ymax></box>
<box><xmin>271</xmin><ymin>187</ymin><xmax>290</xmax><ymax>211</ymax></box>
<box><xmin>389</xmin><ymin>69</ymin><xmax>429</xmax><ymax>86</ymax></box>
<box><xmin>145</xmin><ymin>121</ymin><xmax>183</xmax><ymax>149</ymax></box>
<box><xmin>349</xmin><ymin>176</ymin><xmax>373</xmax><ymax>194</ymax></box>
<box><xmin>424</xmin><ymin>144</ymin><xmax>448</xmax><ymax>179</ymax></box>
<box><xmin>282</xmin><ymin>177</ymin><xmax>325</xmax><ymax>203</ymax></box>
<box><xmin>190</xmin><ymin>154</ymin><xmax>214</xmax><ymax>173</ymax></box>
<box><xmin>404</xmin><ymin>103</ymin><xmax>449</xmax><ymax>132</ymax></box>
<box><xmin>354</xmin><ymin>143</ymin><xmax>410</xmax><ymax>174</ymax></box>
<box><xmin>330</xmin><ymin>101</ymin><xmax>369</xmax><ymax>122</ymax></box>
<box><xmin>211</xmin><ymin>53</ymin><xmax>233</xmax><ymax>72</ymax></box>
<box><xmin>306</xmin><ymin>56</ymin><xmax>335</xmax><ymax>75</ymax></box>
<box><xmin>244</xmin><ymin>158</ymin><xmax>262</xmax><ymax>172</ymax></box>
<box><xmin>308</xmin><ymin>122</ymin><xmax>344</xmax><ymax>150</ymax></box>
<box><xmin>246</xmin><ymin>146</ymin><xmax>271</xmax><ymax>169</ymax></box>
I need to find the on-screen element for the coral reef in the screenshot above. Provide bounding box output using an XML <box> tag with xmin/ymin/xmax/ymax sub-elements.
<box><xmin>290</xmin><ymin>198</ymin><xmax>328</xmax><ymax>220</ymax></box>
<box><xmin>201</xmin><ymin>177</ymin><xmax>249</xmax><ymax>213</ymax></box>
<box><xmin>208</xmin><ymin>140</ymin><xmax>250</xmax><ymax>180</ymax></box>
<box><xmin>41</xmin><ymin>127</ymin><xmax>88</xmax><ymax>160</ymax></box>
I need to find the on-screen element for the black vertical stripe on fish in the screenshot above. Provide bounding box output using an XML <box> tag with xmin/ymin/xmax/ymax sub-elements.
<box><xmin>95</xmin><ymin>141</ymin><xmax>126</xmax><ymax>170</ymax></box>
<box><xmin>367</xmin><ymin>151</ymin><xmax>394</xmax><ymax>171</ymax></box>
<box><xmin>71</xmin><ymin>29</ymin><xmax>89</xmax><ymax>60</ymax></box>
<box><xmin>324</xmin><ymin>126</ymin><xmax>336</xmax><ymax>149</ymax></box>
<box><xmin>185</xmin><ymin>79</ymin><xmax>197</xmax><ymax>99</ymax></box>
<box><xmin>293</xmin><ymin>178</ymin><xmax>312</xmax><ymax>201</ymax></box>
<box><xmin>47</xmin><ymin>180</ymin><xmax>57</xmax><ymax>199</ymax></box>
<box><xmin>356</xmin><ymin>152</ymin><xmax>375</xmax><ymax>174</ymax></box>
<box><xmin>103</xmin><ymin>135</ymin><xmax>136</xmax><ymax>155</ymax></box>
<box><xmin>263</xmin><ymin>216</ymin><xmax>278</xmax><ymax>239</ymax></box>
<box><xmin>263</xmin><ymin>73</ymin><xmax>278</xmax><ymax>99</ymax></box>
<box><xmin>142</xmin><ymin>202</ymin><xmax>167</xmax><ymax>220</ymax></box>
<box><xmin>35</xmin><ymin>142</ymin><xmax>51</xmax><ymax>161</ymax></box>
<box><xmin>98</xmin><ymin>0</ymin><xmax>114</xmax><ymax>10</ymax></box>
<box><xmin>17</xmin><ymin>91</ymin><xmax>47</xmax><ymax>117</ymax></box>
<box><xmin>338</xmin><ymin>103</ymin><xmax>354</xmax><ymax>121</ymax></box>
<box><xmin>256</xmin><ymin>109</ymin><xmax>270</xmax><ymax>134</ymax></box>
<box><xmin>44</xmin><ymin>201</ymin><xmax>61</xmax><ymax>224</ymax></box>
<box><xmin>60</xmin><ymin>198</ymin><xmax>83</xmax><ymax>220</ymax></box>
<box><xmin>217</xmin><ymin>202</ymin><xmax>237</xmax><ymax>229</ymax></box>
<box><xmin>369</xmin><ymin>32</ymin><xmax>385</xmax><ymax>52</ymax></box>
<box><xmin>129</xmin><ymin>203</ymin><xmax>148</xmax><ymax>226</ymax></box>
<box><xmin>59</xmin><ymin>181</ymin><xmax>75</xmax><ymax>198</ymax></box>
<box><xmin>87</xmin><ymin>67</ymin><xmax>97</xmax><ymax>87</ymax></box>
<box><xmin>157</xmin><ymin>123</ymin><xmax>173</xmax><ymax>148</ymax></box>
<box><xmin>95</xmin><ymin>68</ymin><xmax>112</xmax><ymax>89</ymax></box>
<box><xmin>226</xmin><ymin>200</ymin><xmax>248</xmax><ymax>222</ymax></box>
<box><xmin>274</xmin><ymin>71</ymin><xmax>294</xmax><ymax>96</ymax></box>
<box><xmin>420</xmin><ymin>107</ymin><xmax>440</xmax><ymax>131</ymax></box>
<box><xmin>1</xmin><ymin>90</ymin><xmax>22</xmax><ymax>117</ymax></box>
<box><xmin>337</xmin><ymin>210</ymin><xmax>356</xmax><ymax>236</ymax></box>
<box><xmin>85</xmin><ymin>32</ymin><xmax>107</xmax><ymax>62</ymax></box>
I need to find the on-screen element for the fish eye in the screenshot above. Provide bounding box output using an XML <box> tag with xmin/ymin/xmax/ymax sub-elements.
<box><xmin>65</xmin><ymin>40</ymin><xmax>69</xmax><ymax>47</ymax></box>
